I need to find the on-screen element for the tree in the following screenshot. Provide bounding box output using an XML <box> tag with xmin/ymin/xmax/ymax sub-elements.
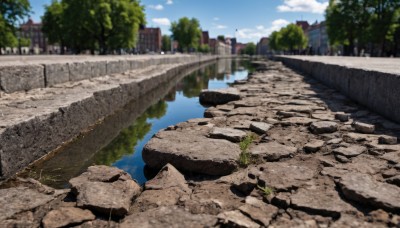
<box><xmin>198</xmin><ymin>44</ymin><xmax>210</xmax><ymax>53</ymax></box>
<box><xmin>244</xmin><ymin>42</ymin><xmax>256</xmax><ymax>56</ymax></box>
<box><xmin>367</xmin><ymin>0</ymin><xmax>400</xmax><ymax>56</ymax></box>
<box><xmin>279</xmin><ymin>24</ymin><xmax>307</xmax><ymax>53</ymax></box>
<box><xmin>42</xmin><ymin>0</ymin><xmax>65</xmax><ymax>53</ymax></box>
<box><xmin>269</xmin><ymin>31</ymin><xmax>281</xmax><ymax>51</ymax></box>
<box><xmin>42</xmin><ymin>0</ymin><xmax>145</xmax><ymax>54</ymax></box>
<box><xmin>170</xmin><ymin>17</ymin><xmax>202</xmax><ymax>52</ymax></box>
<box><xmin>325</xmin><ymin>0</ymin><xmax>370</xmax><ymax>56</ymax></box>
<box><xmin>161</xmin><ymin>35</ymin><xmax>171</xmax><ymax>52</ymax></box>
<box><xmin>0</xmin><ymin>0</ymin><xmax>31</xmax><ymax>52</ymax></box>
<box><xmin>217</xmin><ymin>35</ymin><xmax>225</xmax><ymax>42</ymax></box>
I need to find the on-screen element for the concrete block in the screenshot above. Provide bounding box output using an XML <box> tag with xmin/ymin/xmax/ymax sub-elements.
<box><xmin>106</xmin><ymin>60</ymin><xmax>122</xmax><ymax>75</ymax></box>
<box><xmin>44</xmin><ymin>63</ymin><xmax>70</xmax><ymax>87</ymax></box>
<box><xmin>91</xmin><ymin>61</ymin><xmax>107</xmax><ymax>78</ymax></box>
<box><xmin>69</xmin><ymin>62</ymin><xmax>92</xmax><ymax>82</ymax></box>
<box><xmin>0</xmin><ymin>65</ymin><xmax>45</xmax><ymax>93</ymax></box>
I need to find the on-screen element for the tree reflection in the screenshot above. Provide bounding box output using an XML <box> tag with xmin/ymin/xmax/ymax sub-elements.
<box><xmin>94</xmin><ymin>100</ymin><xmax>168</xmax><ymax>166</ymax></box>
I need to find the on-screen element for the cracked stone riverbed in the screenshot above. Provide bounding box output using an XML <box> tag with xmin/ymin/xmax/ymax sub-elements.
<box><xmin>1</xmin><ymin>59</ymin><xmax>400</xmax><ymax>227</ymax></box>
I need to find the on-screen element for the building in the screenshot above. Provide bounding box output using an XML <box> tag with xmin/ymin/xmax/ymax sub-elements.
<box><xmin>307</xmin><ymin>21</ymin><xmax>329</xmax><ymax>55</ymax></box>
<box><xmin>209</xmin><ymin>38</ymin><xmax>231</xmax><ymax>55</ymax></box>
<box><xmin>256</xmin><ymin>37</ymin><xmax>269</xmax><ymax>55</ymax></box>
<box><xmin>230</xmin><ymin>38</ymin><xmax>237</xmax><ymax>54</ymax></box>
<box><xmin>235</xmin><ymin>43</ymin><xmax>246</xmax><ymax>55</ymax></box>
<box><xmin>200</xmin><ymin>31</ymin><xmax>210</xmax><ymax>46</ymax></box>
<box><xmin>137</xmin><ymin>27</ymin><xmax>162</xmax><ymax>54</ymax></box>
<box><xmin>20</xmin><ymin>19</ymin><xmax>48</xmax><ymax>54</ymax></box>
<box><xmin>296</xmin><ymin>20</ymin><xmax>310</xmax><ymax>33</ymax></box>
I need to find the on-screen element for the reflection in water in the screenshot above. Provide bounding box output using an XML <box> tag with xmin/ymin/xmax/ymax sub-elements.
<box><xmin>22</xmin><ymin>59</ymin><xmax>251</xmax><ymax>188</ymax></box>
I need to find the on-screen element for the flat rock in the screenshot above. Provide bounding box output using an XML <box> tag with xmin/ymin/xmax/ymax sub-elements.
<box><xmin>132</xmin><ymin>164</ymin><xmax>191</xmax><ymax>212</ymax></box>
<box><xmin>386</xmin><ymin>175</ymin><xmax>400</xmax><ymax>187</ymax></box>
<box><xmin>217</xmin><ymin>210</ymin><xmax>260</xmax><ymax>228</ymax></box>
<box><xmin>42</xmin><ymin>207</ymin><xmax>95</xmax><ymax>228</ymax></box>
<box><xmin>209</xmin><ymin>127</ymin><xmax>247</xmax><ymax>142</ymax></box>
<box><xmin>354</xmin><ymin>122</ymin><xmax>375</xmax><ymax>134</ymax></box>
<box><xmin>200</xmin><ymin>88</ymin><xmax>241</xmax><ymax>105</ymax></box>
<box><xmin>0</xmin><ymin>187</ymin><xmax>56</xmax><ymax>221</ymax></box>
<box><xmin>239</xmin><ymin>197</ymin><xmax>279</xmax><ymax>227</ymax></box>
<box><xmin>250</xmin><ymin>142</ymin><xmax>296</xmax><ymax>161</ymax></box>
<box><xmin>310</xmin><ymin>121</ymin><xmax>338</xmax><ymax>134</ymax></box>
<box><xmin>333</xmin><ymin>145</ymin><xmax>367</xmax><ymax>158</ymax></box>
<box><xmin>339</xmin><ymin>172</ymin><xmax>400</xmax><ymax>211</ymax></box>
<box><xmin>184</xmin><ymin>182</ymin><xmax>245</xmax><ymax>215</ymax></box>
<box><xmin>250</xmin><ymin>122</ymin><xmax>272</xmax><ymax>134</ymax></box>
<box><xmin>69</xmin><ymin>166</ymin><xmax>141</xmax><ymax>217</ymax></box>
<box><xmin>204</xmin><ymin>107</ymin><xmax>227</xmax><ymax>118</ymax></box>
<box><xmin>281</xmin><ymin>117</ymin><xmax>314</xmax><ymax>125</ymax></box>
<box><xmin>335</xmin><ymin>112</ymin><xmax>350</xmax><ymax>122</ymax></box>
<box><xmin>145</xmin><ymin>163</ymin><xmax>190</xmax><ymax>192</ymax></box>
<box><xmin>291</xmin><ymin>185</ymin><xmax>355</xmax><ymax>217</ymax></box>
<box><xmin>69</xmin><ymin>165</ymin><xmax>132</xmax><ymax>191</ymax></box>
<box><xmin>76</xmin><ymin>180</ymin><xmax>141</xmax><ymax>216</ymax></box>
<box><xmin>311</xmin><ymin>113</ymin><xmax>335</xmax><ymax>121</ymax></box>
<box><xmin>121</xmin><ymin>206</ymin><xmax>217</xmax><ymax>228</ymax></box>
<box><xmin>304</xmin><ymin>140</ymin><xmax>325</xmax><ymax>153</ymax></box>
<box><xmin>143</xmin><ymin>130</ymin><xmax>241</xmax><ymax>175</ymax></box>
<box><xmin>381</xmin><ymin>152</ymin><xmax>400</xmax><ymax>164</ymax></box>
<box><xmin>379</xmin><ymin>135</ymin><xmax>397</xmax><ymax>145</ymax></box>
<box><xmin>228</xmin><ymin>107</ymin><xmax>260</xmax><ymax>117</ymax></box>
<box><xmin>257</xmin><ymin>162</ymin><xmax>315</xmax><ymax>190</ymax></box>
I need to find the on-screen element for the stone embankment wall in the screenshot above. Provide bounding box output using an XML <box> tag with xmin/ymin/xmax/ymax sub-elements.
<box><xmin>274</xmin><ymin>56</ymin><xmax>400</xmax><ymax>124</ymax></box>
<box><xmin>0</xmin><ymin>55</ymin><xmax>226</xmax><ymax>179</ymax></box>
<box><xmin>0</xmin><ymin>55</ymin><xmax>214</xmax><ymax>93</ymax></box>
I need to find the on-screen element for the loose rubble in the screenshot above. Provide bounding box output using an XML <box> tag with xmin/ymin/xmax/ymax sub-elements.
<box><xmin>1</xmin><ymin>60</ymin><xmax>400</xmax><ymax>227</ymax></box>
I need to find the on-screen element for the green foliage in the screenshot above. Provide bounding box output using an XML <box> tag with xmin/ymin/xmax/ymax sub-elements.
<box><xmin>198</xmin><ymin>44</ymin><xmax>210</xmax><ymax>53</ymax></box>
<box><xmin>268</xmin><ymin>24</ymin><xmax>307</xmax><ymax>53</ymax></box>
<box><xmin>162</xmin><ymin>35</ymin><xmax>171</xmax><ymax>52</ymax></box>
<box><xmin>42</xmin><ymin>0</ymin><xmax>145</xmax><ymax>54</ymax></box>
<box><xmin>244</xmin><ymin>42</ymin><xmax>256</xmax><ymax>56</ymax></box>
<box><xmin>269</xmin><ymin>31</ymin><xmax>281</xmax><ymax>51</ymax></box>
<box><xmin>0</xmin><ymin>0</ymin><xmax>30</xmax><ymax>49</ymax></box>
<box><xmin>238</xmin><ymin>134</ymin><xmax>257</xmax><ymax>167</ymax></box>
<box><xmin>325</xmin><ymin>0</ymin><xmax>400</xmax><ymax>56</ymax></box>
<box><xmin>217</xmin><ymin>35</ymin><xmax>225</xmax><ymax>42</ymax></box>
<box><xmin>257</xmin><ymin>185</ymin><xmax>274</xmax><ymax>197</ymax></box>
<box><xmin>171</xmin><ymin>17</ymin><xmax>202</xmax><ymax>52</ymax></box>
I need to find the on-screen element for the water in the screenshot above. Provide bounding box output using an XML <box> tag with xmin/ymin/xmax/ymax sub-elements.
<box><xmin>21</xmin><ymin>59</ymin><xmax>253</xmax><ymax>188</ymax></box>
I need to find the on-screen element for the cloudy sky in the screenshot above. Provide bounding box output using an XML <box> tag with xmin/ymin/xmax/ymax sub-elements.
<box><xmin>30</xmin><ymin>0</ymin><xmax>327</xmax><ymax>43</ymax></box>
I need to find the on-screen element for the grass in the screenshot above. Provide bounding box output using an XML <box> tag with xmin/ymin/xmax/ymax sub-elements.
<box><xmin>238</xmin><ymin>133</ymin><xmax>257</xmax><ymax>167</ymax></box>
<box><xmin>257</xmin><ymin>185</ymin><xmax>274</xmax><ymax>197</ymax></box>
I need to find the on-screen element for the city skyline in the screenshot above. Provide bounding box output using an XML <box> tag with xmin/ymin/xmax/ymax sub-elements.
<box><xmin>30</xmin><ymin>0</ymin><xmax>327</xmax><ymax>43</ymax></box>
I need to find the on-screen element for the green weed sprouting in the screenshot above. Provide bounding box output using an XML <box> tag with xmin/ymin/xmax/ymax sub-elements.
<box><xmin>257</xmin><ymin>185</ymin><xmax>274</xmax><ymax>197</ymax></box>
<box><xmin>238</xmin><ymin>133</ymin><xmax>257</xmax><ymax>167</ymax></box>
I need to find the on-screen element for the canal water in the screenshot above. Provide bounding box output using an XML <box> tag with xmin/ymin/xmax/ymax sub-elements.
<box><xmin>21</xmin><ymin>59</ymin><xmax>253</xmax><ymax>189</ymax></box>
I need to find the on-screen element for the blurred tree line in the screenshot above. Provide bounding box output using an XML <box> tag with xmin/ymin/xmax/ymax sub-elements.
<box><xmin>0</xmin><ymin>0</ymin><xmax>31</xmax><ymax>53</ymax></box>
<box><xmin>326</xmin><ymin>0</ymin><xmax>400</xmax><ymax>56</ymax></box>
<box><xmin>269</xmin><ymin>23</ymin><xmax>308</xmax><ymax>54</ymax></box>
<box><xmin>42</xmin><ymin>0</ymin><xmax>145</xmax><ymax>54</ymax></box>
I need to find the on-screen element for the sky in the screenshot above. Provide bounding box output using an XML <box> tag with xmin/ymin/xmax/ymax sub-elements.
<box><xmin>30</xmin><ymin>0</ymin><xmax>327</xmax><ymax>43</ymax></box>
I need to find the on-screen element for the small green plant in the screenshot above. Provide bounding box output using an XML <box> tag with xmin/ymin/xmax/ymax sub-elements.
<box><xmin>238</xmin><ymin>134</ymin><xmax>257</xmax><ymax>167</ymax></box>
<box><xmin>257</xmin><ymin>185</ymin><xmax>274</xmax><ymax>197</ymax></box>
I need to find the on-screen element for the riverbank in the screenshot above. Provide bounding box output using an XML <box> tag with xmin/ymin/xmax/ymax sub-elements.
<box><xmin>0</xmin><ymin>55</ymin><xmax>225</xmax><ymax>180</ymax></box>
<box><xmin>1</xmin><ymin>59</ymin><xmax>400</xmax><ymax>227</ymax></box>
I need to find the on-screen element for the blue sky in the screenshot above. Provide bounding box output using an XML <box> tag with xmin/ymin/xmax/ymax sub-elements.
<box><xmin>30</xmin><ymin>0</ymin><xmax>327</xmax><ymax>43</ymax></box>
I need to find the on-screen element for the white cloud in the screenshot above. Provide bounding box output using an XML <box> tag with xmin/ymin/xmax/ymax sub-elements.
<box><xmin>213</xmin><ymin>17</ymin><xmax>220</xmax><ymax>21</ymax></box>
<box><xmin>277</xmin><ymin>0</ymin><xmax>328</xmax><ymax>14</ymax></box>
<box><xmin>216</xmin><ymin>24</ymin><xmax>227</xmax><ymax>29</ymax></box>
<box><xmin>166</xmin><ymin>0</ymin><xmax>173</xmax><ymax>5</ymax></box>
<box><xmin>236</xmin><ymin>19</ymin><xmax>290</xmax><ymax>41</ymax></box>
<box><xmin>148</xmin><ymin>4</ymin><xmax>164</xmax><ymax>10</ymax></box>
<box><xmin>152</xmin><ymin>18</ymin><xmax>171</xmax><ymax>26</ymax></box>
